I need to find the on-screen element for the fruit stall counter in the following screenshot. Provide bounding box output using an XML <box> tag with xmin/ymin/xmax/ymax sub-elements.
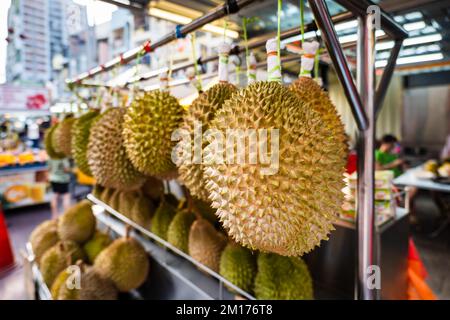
<box><xmin>0</xmin><ymin>162</ymin><xmax>50</xmax><ymax>210</ymax></box>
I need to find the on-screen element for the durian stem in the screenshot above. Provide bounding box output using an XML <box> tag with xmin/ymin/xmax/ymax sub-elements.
<box><xmin>125</xmin><ymin>225</ymin><xmax>131</xmax><ymax>239</ymax></box>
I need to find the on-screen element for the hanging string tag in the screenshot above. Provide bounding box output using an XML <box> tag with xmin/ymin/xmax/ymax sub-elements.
<box><xmin>299</xmin><ymin>41</ymin><xmax>319</xmax><ymax>78</ymax></box>
<box><xmin>160</xmin><ymin>70</ymin><xmax>169</xmax><ymax>92</ymax></box>
<box><xmin>266</xmin><ymin>38</ymin><xmax>281</xmax><ymax>83</ymax></box>
<box><xmin>246</xmin><ymin>52</ymin><xmax>257</xmax><ymax>84</ymax></box>
<box><xmin>218</xmin><ymin>42</ymin><xmax>231</xmax><ymax>83</ymax></box>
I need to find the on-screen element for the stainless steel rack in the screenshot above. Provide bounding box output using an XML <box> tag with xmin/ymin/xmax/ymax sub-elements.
<box><xmin>87</xmin><ymin>194</ymin><xmax>256</xmax><ymax>300</ymax></box>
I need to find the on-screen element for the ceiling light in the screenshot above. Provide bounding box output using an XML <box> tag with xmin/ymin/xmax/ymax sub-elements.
<box><xmin>404</xmin><ymin>33</ymin><xmax>442</xmax><ymax>46</ymax></box>
<box><xmin>376</xmin><ymin>52</ymin><xmax>443</xmax><ymax>68</ymax></box>
<box><xmin>403</xmin><ymin>21</ymin><xmax>426</xmax><ymax>31</ymax></box>
<box><xmin>334</xmin><ymin>20</ymin><xmax>357</xmax><ymax>31</ymax></box>
<box><xmin>404</xmin><ymin>11</ymin><xmax>423</xmax><ymax>20</ymax></box>
<box><xmin>148</xmin><ymin>7</ymin><xmax>238</xmax><ymax>39</ymax></box>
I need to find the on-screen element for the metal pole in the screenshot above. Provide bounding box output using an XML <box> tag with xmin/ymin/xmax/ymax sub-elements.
<box><xmin>375</xmin><ymin>40</ymin><xmax>402</xmax><ymax>118</ymax></box>
<box><xmin>308</xmin><ymin>0</ymin><xmax>368</xmax><ymax>131</ymax></box>
<box><xmin>356</xmin><ymin>11</ymin><xmax>377</xmax><ymax>300</ymax></box>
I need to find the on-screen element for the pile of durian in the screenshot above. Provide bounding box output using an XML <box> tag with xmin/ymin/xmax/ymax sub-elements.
<box><xmin>29</xmin><ymin>201</ymin><xmax>149</xmax><ymax>300</ymax></box>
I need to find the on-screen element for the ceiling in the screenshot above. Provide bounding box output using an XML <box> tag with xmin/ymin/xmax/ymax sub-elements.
<box><xmin>100</xmin><ymin>0</ymin><xmax>450</xmax><ymax>73</ymax></box>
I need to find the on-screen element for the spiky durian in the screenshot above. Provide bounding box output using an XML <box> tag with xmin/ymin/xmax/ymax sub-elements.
<box><xmin>290</xmin><ymin>77</ymin><xmax>348</xmax><ymax>162</ymax></box>
<box><xmin>29</xmin><ymin>219</ymin><xmax>59</xmax><ymax>264</ymax></box>
<box><xmin>52</xmin><ymin>117</ymin><xmax>75</xmax><ymax>157</ymax></box>
<box><xmin>58</xmin><ymin>200</ymin><xmax>96</xmax><ymax>244</ymax></box>
<box><xmin>254</xmin><ymin>253</ymin><xmax>313</xmax><ymax>300</ymax></box>
<box><xmin>188</xmin><ymin>219</ymin><xmax>226</xmax><ymax>272</ymax></box>
<box><xmin>122</xmin><ymin>90</ymin><xmax>184</xmax><ymax>179</ymax></box>
<box><xmin>87</xmin><ymin>108</ymin><xmax>146</xmax><ymax>191</ymax></box>
<box><xmin>108</xmin><ymin>189</ymin><xmax>121</xmax><ymax>210</ymax></box>
<box><xmin>177</xmin><ymin>83</ymin><xmax>237</xmax><ymax>201</ymax></box>
<box><xmin>94</xmin><ymin>237</ymin><xmax>149</xmax><ymax>292</ymax></box>
<box><xmin>193</xmin><ymin>198</ymin><xmax>217</xmax><ymax>224</ymax></box>
<box><xmin>203</xmin><ymin>81</ymin><xmax>345</xmax><ymax>256</ymax></box>
<box><xmin>150</xmin><ymin>200</ymin><xmax>177</xmax><ymax>240</ymax></box>
<box><xmin>72</xmin><ymin>110</ymin><xmax>100</xmax><ymax>176</ymax></box>
<box><xmin>219</xmin><ymin>243</ymin><xmax>256</xmax><ymax>293</ymax></box>
<box><xmin>44</xmin><ymin>125</ymin><xmax>64</xmax><ymax>159</ymax></box>
<box><xmin>118</xmin><ymin>190</ymin><xmax>140</xmax><ymax>218</ymax></box>
<box><xmin>83</xmin><ymin>231</ymin><xmax>112</xmax><ymax>264</ymax></box>
<box><xmin>53</xmin><ymin>265</ymin><xmax>118</xmax><ymax>300</ymax></box>
<box><xmin>40</xmin><ymin>241</ymin><xmax>86</xmax><ymax>287</ymax></box>
<box><xmin>167</xmin><ymin>210</ymin><xmax>196</xmax><ymax>253</ymax></box>
<box><xmin>100</xmin><ymin>187</ymin><xmax>114</xmax><ymax>204</ymax></box>
<box><xmin>129</xmin><ymin>194</ymin><xmax>154</xmax><ymax>229</ymax></box>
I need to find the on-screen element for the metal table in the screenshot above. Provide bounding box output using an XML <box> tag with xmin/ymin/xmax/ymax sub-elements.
<box><xmin>394</xmin><ymin>166</ymin><xmax>450</xmax><ymax>237</ymax></box>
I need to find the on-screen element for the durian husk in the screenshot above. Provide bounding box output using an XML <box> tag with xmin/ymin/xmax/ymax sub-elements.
<box><xmin>177</xmin><ymin>83</ymin><xmax>237</xmax><ymax>201</ymax></box>
<box><xmin>94</xmin><ymin>237</ymin><xmax>149</xmax><ymax>292</ymax></box>
<box><xmin>87</xmin><ymin>108</ymin><xmax>146</xmax><ymax>191</ymax></box>
<box><xmin>57</xmin><ymin>200</ymin><xmax>96</xmax><ymax>244</ymax></box>
<box><xmin>44</xmin><ymin>125</ymin><xmax>65</xmax><ymax>159</ymax></box>
<box><xmin>219</xmin><ymin>242</ymin><xmax>257</xmax><ymax>294</ymax></box>
<box><xmin>254</xmin><ymin>253</ymin><xmax>313</xmax><ymax>300</ymax></box>
<box><xmin>130</xmin><ymin>194</ymin><xmax>154</xmax><ymax>229</ymax></box>
<box><xmin>40</xmin><ymin>241</ymin><xmax>86</xmax><ymax>287</ymax></box>
<box><xmin>203</xmin><ymin>81</ymin><xmax>346</xmax><ymax>256</ymax></box>
<box><xmin>123</xmin><ymin>90</ymin><xmax>184</xmax><ymax>179</ymax></box>
<box><xmin>71</xmin><ymin>110</ymin><xmax>100</xmax><ymax>176</ymax></box>
<box><xmin>150</xmin><ymin>200</ymin><xmax>177</xmax><ymax>240</ymax></box>
<box><xmin>52</xmin><ymin>117</ymin><xmax>76</xmax><ymax>157</ymax></box>
<box><xmin>167</xmin><ymin>209</ymin><xmax>196</xmax><ymax>253</ymax></box>
<box><xmin>83</xmin><ymin>231</ymin><xmax>112</xmax><ymax>264</ymax></box>
<box><xmin>188</xmin><ymin>219</ymin><xmax>227</xmax><ymax>273</ymax></box>
<box><xmin>141</xmin><ymin>177</ymin><xmax>164</xmax><ymax>202</ymax></box>
<box><xmin>29</xmin><ymin>219</ymin><xmax>60</xmax><ymax>264</ymax></box>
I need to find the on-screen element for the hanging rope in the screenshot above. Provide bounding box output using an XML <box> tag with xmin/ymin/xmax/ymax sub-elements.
<box><xmin>300</xmin><ymin>0</ymin><xmax>305</xmax><ymax>44</ymax></box>
<box><xmin>189</xmin><ymin>32</ymin><xmax>203</xmax><ymax>92</ymax></box>
<box><xmin>277</xmin><ymin>0</ymin><xmax>282</xmax><ymax>66</ymax></box>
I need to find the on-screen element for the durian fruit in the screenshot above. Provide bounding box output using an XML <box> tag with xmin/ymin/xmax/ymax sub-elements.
<box><xmin>203</xmin><ymin>81</ymin><xmax>345</xmax><ymax>256</ymax></box>
<box><xmin>129</xmin><ymin>194</ymin><xmax>154</xmax><ymax>228</ymax></box>
<box><xmin>87</xmin><ymin>108</ymin><xmax>146</xmax><ymax>191</ymax></box>
<box><xmin>141</xmin><ymin>177</ymin><xmax>164</xmax><ymax>202</ymax></box>
<box><xmin>100</xmin><ymin>187</ymin><xmax>115</xmax><ymax>204</ymax></box>
<box><xmin>150</xmin><ymin>200</ymin><xmax>177</xmax><ymax>240</ymax></box>
<box><xmin>40</xmin><ymin>241</ymin><xmax>86</xmax><ymax>287</ymax></box>
<box><xmin>254</xmin><ymin>253</ymin><xmax>313</xmax><ymax>300</ymax></box>
<box><xmin>44</xmin><ymin>125</ymin><xmax>64</xmax><ymax>159</ymax></box>
<box><xmin>219</xmin><ymin>242</ymin><xmax>256</xmax><ymax>294</ymax></box>
<box><xmin>290</xmin><ymin>76</ymin><xmax>348</xmax><ymax>163</ymax></box>
<box><xmin>58</xmin><ymin>200</ymin><xmax>96</xmax><ymax>244</ymax></box>
<box><xmin>177</xmin><ymin>83</ymin><xmax>237</xmax><ymax>201</ymax></box>
<box><xmin>52</xmin><ymin>116</ymin><xmax>76</xmax><ymax>157</ymax></box>
<box><xmin>94</xmin><ymin>236</ymin><xmax>149</xmax><ymax>292</ymax></box>
<box><xmin>29</xmin><ymin>219</ymin><xmax>60</xmax><ymax>264</ymax></box>
<box><xmin>118</xmin><ymin>190</ymin><xmax>140</xmax><ymax>218</ymax></box>
<box><xmin>188</xmin><ymin>219</ymin><xmax>227</xmax><ymax>272</ymax></box>
<box><xmin>108</xmin><ymin>189</ymin><xmax>121</xmax><ymax>210</ymax></box>
<box><xmin>52</xmin><ymin>265</ymin><xmax>118</xmax><ymax>300</ymax></box>
<box><xmin>92</xmin><ymin>184</ymin><xmax>104</xmax><ymax>199</ymax></box>
<box><xmin>122</xmin><ymin>90</ymin><xmax>184</xmax><ymax>178</ymax></box>
<box><xmin>72</xmin><ymin>110</ymin><xmax>100</xmax><ymax>176</ymax></box>
<box><xmin>83</xmin><ymin>231</ymin><xmax>112</xmax><ymax>264</ymax></box>
<box><xmin>167</xmin><ymin>210</ymin><xmax>196</xmax><ymax>253</ymax></box>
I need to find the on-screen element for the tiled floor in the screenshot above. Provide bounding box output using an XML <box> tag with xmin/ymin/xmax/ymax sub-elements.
<box><xmin>0</xmin><ymin>193</ymin><xmax>448</xmax><ymax>300</ymax></box>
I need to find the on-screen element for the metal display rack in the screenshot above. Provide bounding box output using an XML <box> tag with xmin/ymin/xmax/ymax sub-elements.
<box><xmin>87</xmin><ymin>194</ymin><xmax>256</xmax><ymax>300</ymax></box>
<box><xmin>67</xmin><ymin>0</ymin><xmax>409</xmax><ymax>300</ymax></box>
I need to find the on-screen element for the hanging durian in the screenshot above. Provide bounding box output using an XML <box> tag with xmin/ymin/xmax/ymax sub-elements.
<box><xmin>52</xmin><ymin>116</ymin><xmax>75</xmax><ymax>157</ymax></box>
<box><xmin>167</xmin><ymin>209</ymin><xmax>196</xmax><ymax>253</ymax></box>
<box><xmin>87</xmin><ymin>108</ymin><xmax>146</xmax><ymax>191</ymax></box>
<box><xmin>150</xmin><ymin>199</ymin><xmax>177</xmax><ymax>240</ymax></box>
<box><xmin>72</xmin><ymin>110</ymin><xmax>100</xmax><ymax>176</ymax></box>
<box><xmin>203</xmin><ymin>39</ymin><xmax>344</xmax><ymax>256</ymax></box>
<box><xmin>122</xmin><ymin>72</ymin><xmax>184</xmax><ymax>179</ymax></box>
<box><xmin>254</xmin><ymin>253</ymin><xmax>313</xmax><ymax>300</ymax></box>
<box><xmin>44</xmin><ymin>125</ymin><xmax>65</xmax><ymax>159</ymax></box>
<box><xmin>176</xmin><ymin>43</ymin><xmax>237</xmax><ymax>201</ymax></box>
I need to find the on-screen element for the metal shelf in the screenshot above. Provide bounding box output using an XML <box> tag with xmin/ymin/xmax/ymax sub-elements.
<box><xmin>25</xmin><ymin>243</ymin><xmax>52</xmax><ymax>300</ymax></box>
<box><xmin>87</xmin><ymin>194</ymin><xmax>256</xmax><ymax>300</ymax></box>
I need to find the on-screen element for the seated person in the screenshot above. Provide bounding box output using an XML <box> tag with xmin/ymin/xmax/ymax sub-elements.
<box><xmin>375</xmin><ymin>134</ymin><xmax>404</xmax><ymax>177</ymax></box>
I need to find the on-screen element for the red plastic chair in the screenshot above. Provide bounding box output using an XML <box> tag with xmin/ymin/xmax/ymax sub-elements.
<box><xmin>0</xmin><ymin>205</ymin><xmax>15</xmax><ymax>273</ymax></box>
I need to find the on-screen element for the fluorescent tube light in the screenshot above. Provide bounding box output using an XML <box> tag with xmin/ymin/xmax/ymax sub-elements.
<box><xmin>376</xmin><ymin>52</ymin><xmax>443</xmax><ymax>68</ymax></box>
<box><xmin>403</xmin><ymin>21</ymin><xmax>426</xmax><ymax>31</ymax></box>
